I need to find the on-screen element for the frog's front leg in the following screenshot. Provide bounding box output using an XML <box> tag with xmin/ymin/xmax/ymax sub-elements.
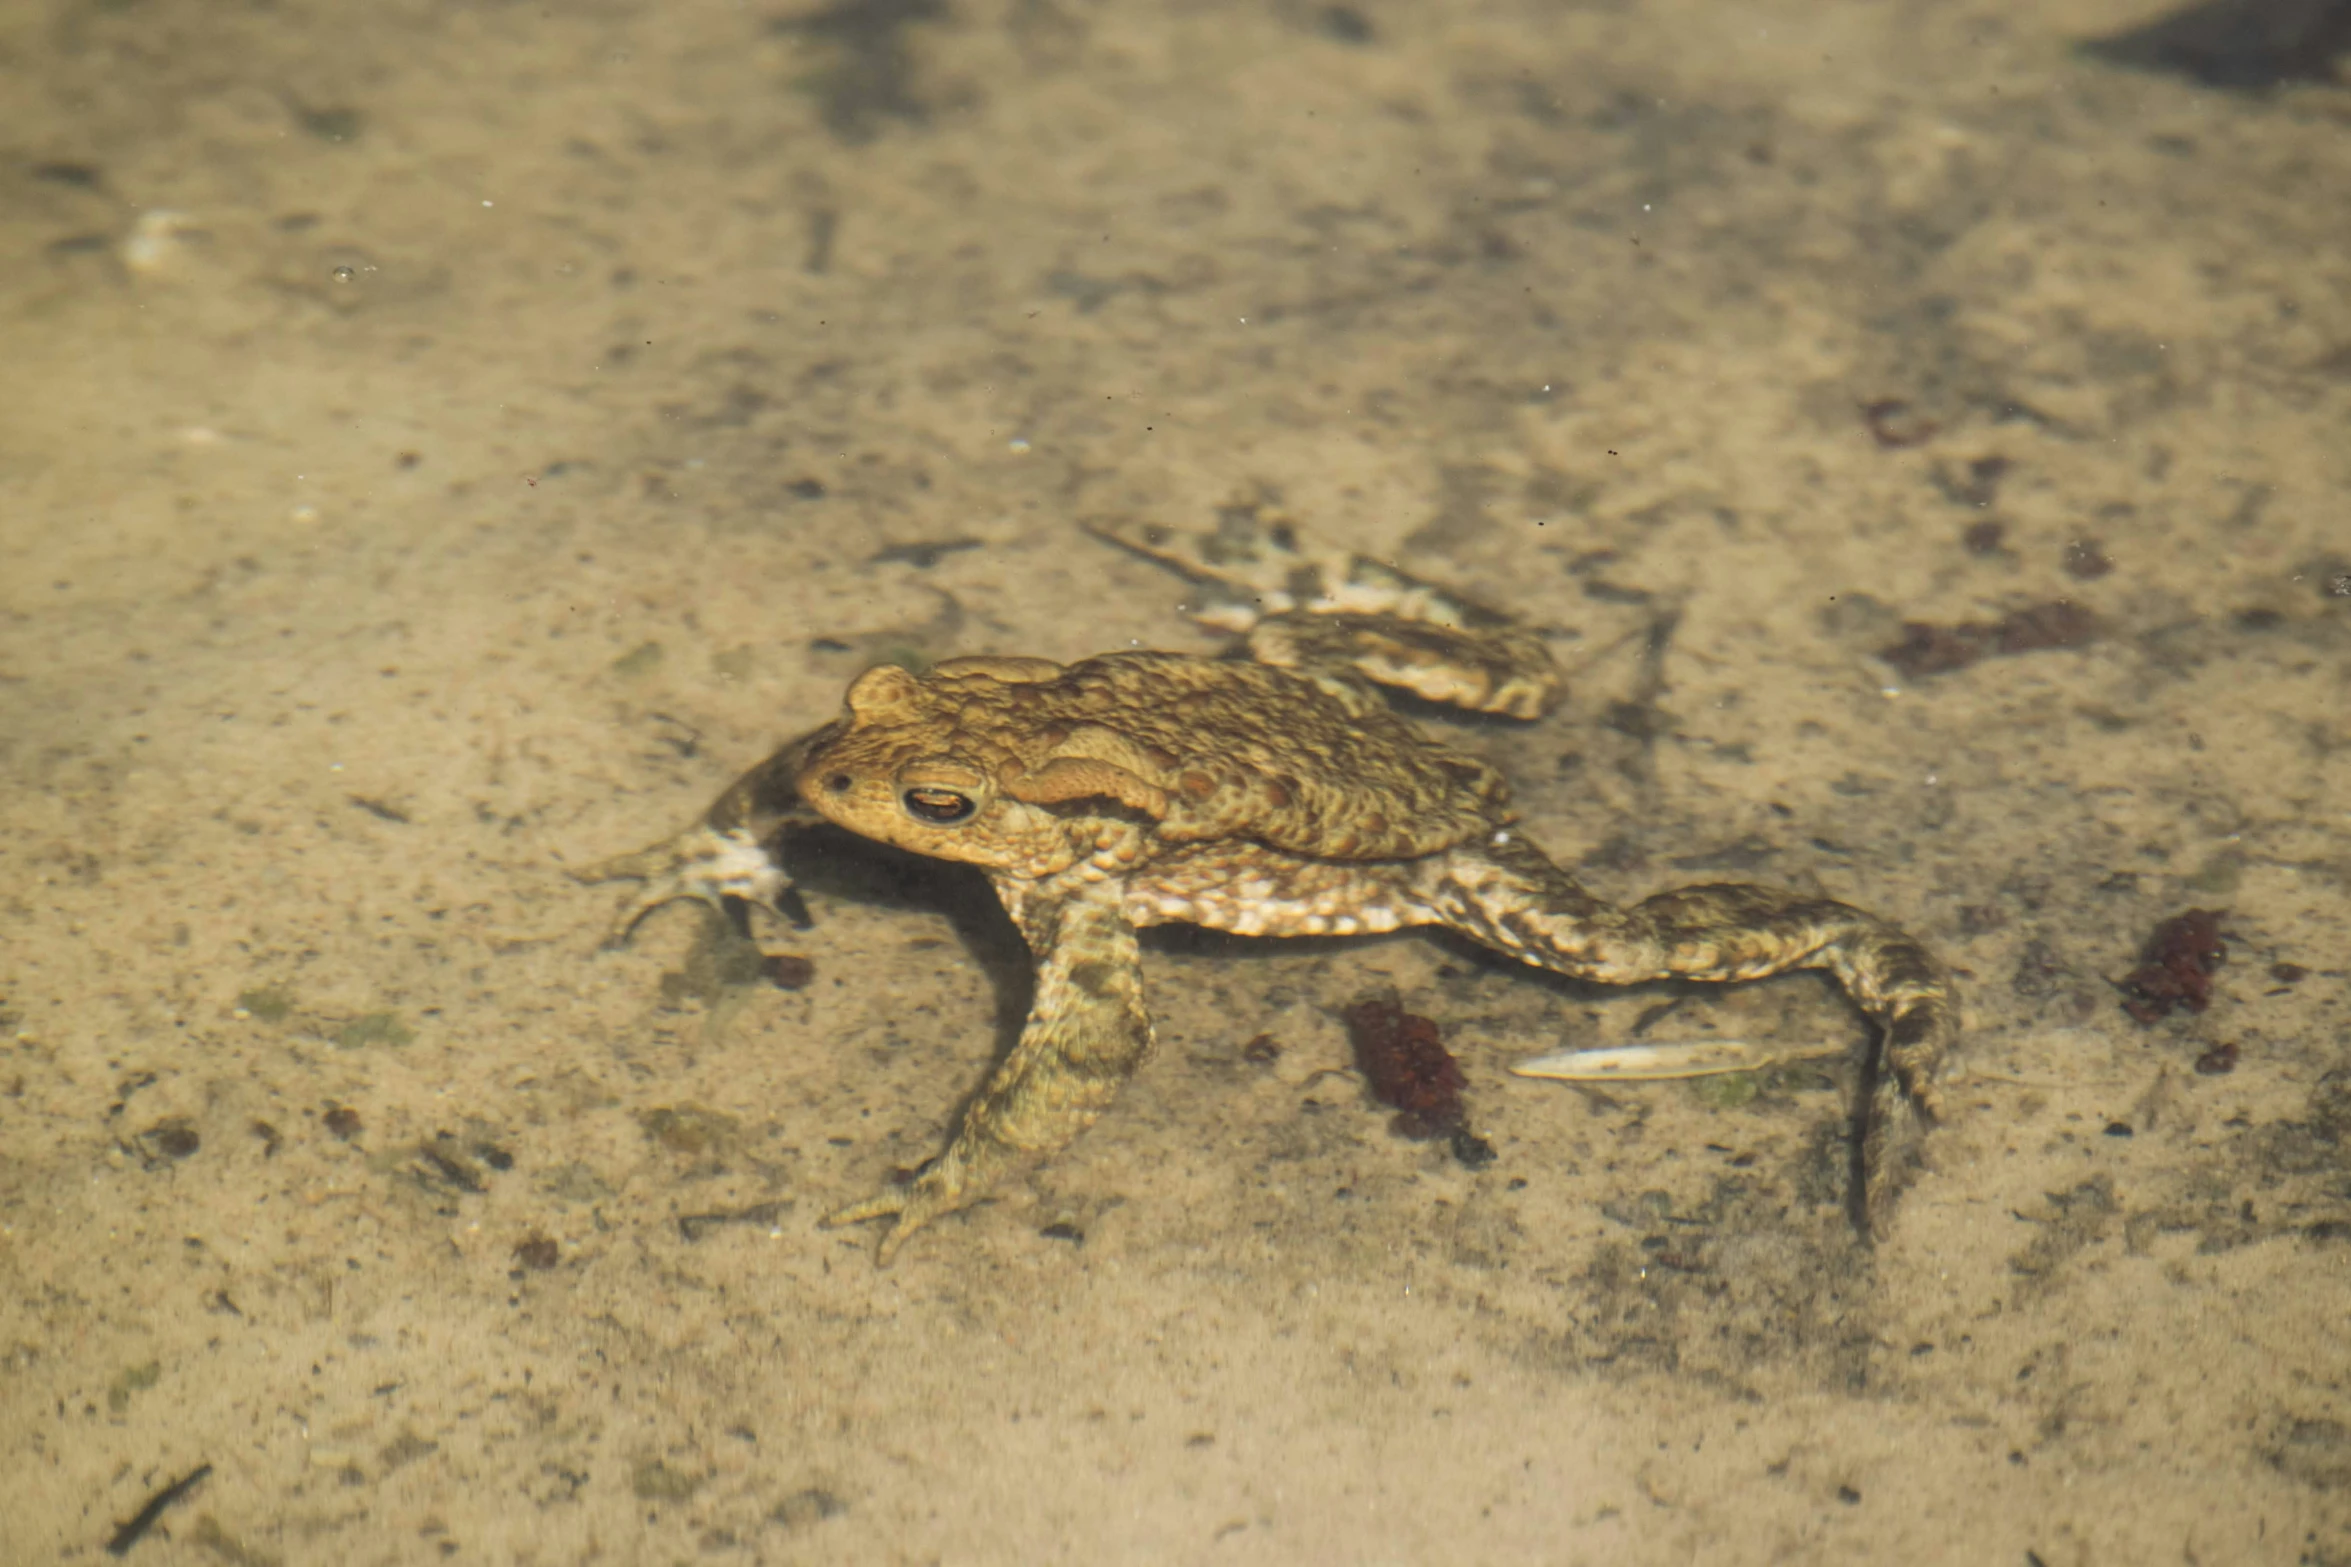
<box><xmin>824</xmin><ymin>875</ymin><xmax>1153</xmax><ymax>1264</ymax></box>
<box><xmin>571</xmin><ymin>723</ymin><xmax>837</xmax><ymax>946</ymax></box>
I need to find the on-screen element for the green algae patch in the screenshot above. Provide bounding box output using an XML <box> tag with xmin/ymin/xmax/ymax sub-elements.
<box><xmin>107</xmin><ymin>1359</ymin><xmax>162</xmax><ymax>1414</ymax></box>
<box><xmin>631</xmin><ymin>1459</ymin><xmax>705</xmax><ymax>1502</ymax></box>
<box><xmin>236</xmin><ymin>986</ymin><xmax>297</xmax><ymax>1023</ymax></box>
<box><xmin>334</xmin><ymin>1012</ymin><xmax>415</xmax><ymax>1050</ymax></box>
<box><xmin>1689</xmin><ymin>1072</ymin><xmax>1759</xmax><ymax>1111</ymax></box>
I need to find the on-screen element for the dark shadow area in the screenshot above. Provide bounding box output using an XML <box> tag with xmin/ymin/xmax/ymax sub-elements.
<box><xmin>769</xmin><ymin>0</ymin><xmax>952</xmax><ymax>142</ymax></box>
<box><xmin>776</xmin><ymin>821</ymin><xmax>1034</xmax><ymax>1052</ymax></box>
<box><xmin>2082</xmin><ymin>0</ymin><xmax>2351</xmax><ymax>88</ymax></box>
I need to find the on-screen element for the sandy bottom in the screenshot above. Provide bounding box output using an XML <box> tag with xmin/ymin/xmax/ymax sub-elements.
<box><xmin>3</xmin><ymin>1</ymin><xmax>2347</xmax><ymax>1561</ymax></box>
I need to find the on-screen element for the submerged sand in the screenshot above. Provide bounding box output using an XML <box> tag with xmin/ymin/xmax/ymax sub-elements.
<box><xmin>2</xmin><ymin>1</ymin><xmax>2347</xmax><ymax>1561</ymax></box>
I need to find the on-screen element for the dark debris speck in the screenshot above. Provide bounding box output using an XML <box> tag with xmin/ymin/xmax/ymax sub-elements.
<box><xmin>1957</xmin><ymin>904</ymin><xmax>2007</xmax><ymax>936</ymax></box>
<box><xmin>1448</xmin><ymin>1127</ymin><xmax>1498</xmax><ymax>1168</ymax></box>
<box><xmin>869</xmin><ymin>537</ymin><xmax>981</xmax><ymax>569</ymax></box>
<box><xmin>762</xmin><ymin>953</ymin><xmax>818</xmax><ymax>990</ymax></box>
<box><xmin>2063</xmin><ymin>538</ymin><xmax>2113</xmax><ymax>579</ymax></box>
<box><xmin>141</xmin><ymin>1118</ymin><xmax>202</xmax><ymax>1161</ymax></box>
<box><xmin>1862</xmin><ymin>399</ymin><xmax>1937</xmax><ymax>448</ymax></box>
<box><xmin>772</xmin><ymin>1487</ymin><xmax>847</xmax><ymax>1528</ymax></box>
<box><xmin>1936</xmin><ymin>454</ymin><xmax>2011</xmax><ymax>508</ymax></box>
<box><xmin>2194</xmin><ymin>1041</ymin><xmax>2241</xmax><ymax>1076</ymax></box>
<box><xmin>417</xmin><ymin>1138</ymin><xmax>486</xmax><ymax>1195</ymax></box>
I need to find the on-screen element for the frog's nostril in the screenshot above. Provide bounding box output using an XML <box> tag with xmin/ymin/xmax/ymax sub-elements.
<box><xmin>826</xmin><ymin>773</ymin><xmax>854</xmax><ymax>793</ymax></box>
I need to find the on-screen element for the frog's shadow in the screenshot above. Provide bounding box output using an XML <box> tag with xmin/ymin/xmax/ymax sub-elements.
<box><xmin>772</xmin><ymin>823</ymin><xmax>1033</xmax><ymax>1050</ymax></box>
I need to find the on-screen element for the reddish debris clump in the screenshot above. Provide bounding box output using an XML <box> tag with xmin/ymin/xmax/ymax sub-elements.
<box><xmin>1880</xmin><ymin>600</ymin><xmax>2100</xmax><ymax>678</ymax></box>
<box><xmin>2118</xmin><ymin>908</ymin><xmax>2229</xmax><ymax>1024</ymax></box>
<box><xmin>1342</xmin><ymin>993</ymin><xmax>1466</xmax><ymax>1140</ymax></box>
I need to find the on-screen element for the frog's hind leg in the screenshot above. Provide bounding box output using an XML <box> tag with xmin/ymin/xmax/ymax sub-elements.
<box><xmin>1420</xmin><ymin>834</ymin><xmax>1957</xmax><ymax>1236</ymax></box>
<box><xmin>1083</xmin><ymin>498</ymin><xmax>1562</xmax><ymax>717</ymax></box>
<box><xmin>1242</xmin><ymin>611</ymin><xmax>1559</xmax><ymax>720</ymax></box>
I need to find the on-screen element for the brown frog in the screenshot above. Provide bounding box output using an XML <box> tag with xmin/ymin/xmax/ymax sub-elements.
<box><xmin>583</xmin><ymin>506</ymin><xmax>1956</xmax><ymax>1262</ymax></box>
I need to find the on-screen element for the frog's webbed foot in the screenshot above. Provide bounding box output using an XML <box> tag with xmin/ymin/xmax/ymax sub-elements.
<box><xmin>820</xmin><ymin>1144</ymin><xmax>998</xmax><ymax>1267</ymax></box>
<box><xmin>571</xmin><ymin>725</ymin><xmax>836</xmax><ymax>948</ymax></box>
<box><xmin>1243</xmin><ymin>612</ymin><xmax>1559</xmax><ymax>720</ymax></box>
<box><xmin>572</xmin><ymin>824</ymin><xmax>805</xmax><ymax>949</ymax></box>
<box><xmin>1083</xmin><ymin>497</ymin><xmax>1563</xmax><ymax>718</ymax></box>
<box><xmin>828</xmin><ymin>877</ymin><xmax>1153</xmax><ymax>1265</ymax></box>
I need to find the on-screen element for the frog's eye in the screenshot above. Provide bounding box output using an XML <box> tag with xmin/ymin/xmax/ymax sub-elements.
<box><xmin>895</xmin><ymin>757</ymin><xmax>988</xmax><ymax>823</ymax></box>
<box><xmin>902</xmin><ymin>787</ymin><xmax>977</xmax><ymax>825</ymax></box>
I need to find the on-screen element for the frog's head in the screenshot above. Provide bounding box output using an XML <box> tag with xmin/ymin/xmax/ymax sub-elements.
<box><xmin>797</xmin><ymin>661</ymin><xmax>1164</xmax><ymax>877</ymax></box>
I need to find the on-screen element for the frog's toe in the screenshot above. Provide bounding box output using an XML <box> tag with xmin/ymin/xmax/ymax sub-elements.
<box><xmin>570</xmin><ymin>826</ymin><xmax>795</xmax><ymax>948</ymax></box>
<box><xmin>821</xmin><ymin>1169</ymin><xmax>973</xmax><ymax>1266</ymax></box>
<box><xmin>573</xmin><ymin>866</ymin><xmax>708</xmax><ymax>950</ymax></box>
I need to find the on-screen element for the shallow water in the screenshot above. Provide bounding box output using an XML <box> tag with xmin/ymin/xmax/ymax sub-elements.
<box><xmin>3</xmin><ymin>1</ymin><xmax>2347</xmax><ymax>1561</ymax></box>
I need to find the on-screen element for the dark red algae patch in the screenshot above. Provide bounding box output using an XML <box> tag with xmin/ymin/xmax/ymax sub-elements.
<box><xmin>1340</xmin><ymin>992</ymin><xmax>1495</xmax><ymax>1168</ymax></box>
<box><xmin>1879</xmin><ymin>600</ymin><xmax>2100</xmax><ymax>678</ymax></box>
<box><xmin>2118</xmin><ymin>908</ymin><xmax>2229</xmax><ymax>1024</ymax></box>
